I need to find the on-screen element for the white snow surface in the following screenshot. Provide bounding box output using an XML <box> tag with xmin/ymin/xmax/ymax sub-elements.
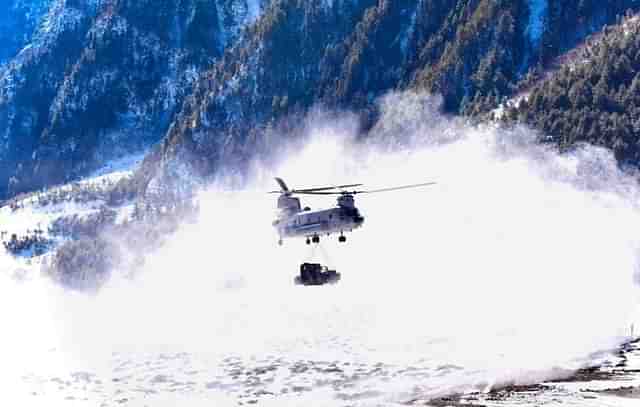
<box><xmin>86</xmin><ymin>150</ymin><xmax>145</xmax><ymax>180</ymax></box>
<box><xmin>1</xmin><ymin>94</ymin><xmax>640</xmax><ymax>406</ymax></box>
<box><xmin>447</xmin><ymin>339</ymin><xmax>640</xmax><ymax>406</ymax></box>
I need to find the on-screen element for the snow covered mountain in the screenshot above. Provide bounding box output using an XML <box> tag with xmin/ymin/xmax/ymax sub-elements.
<box><xmin>2</xmin><ymin>0</ymin><xmax>640</xmax><ymax>292</ymax></box>
<box><xmin>4</xmin><ymin>1</ymin><xmax>640</xmax><ymax>405</ymax></box>
<box><xmin>139</xmin><ymin>0</ymin><xmax>640</xmax><ymax>197</ymax></box>
<box><xmin>2</xmin><ymin>0</ymin><xmax>639</xmax><ymax>201</ymax></box>
<box><xmin>0</xmin><ymin>0</ymin><xmax>269</xmax><ymax>199</ymax></box>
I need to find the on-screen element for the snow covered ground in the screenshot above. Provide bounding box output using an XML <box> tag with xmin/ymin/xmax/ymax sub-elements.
<box><xmin>0</xmin><ymin>152</ymin><xmax>143</xmax><ymax>278</ymax></box>
<box><xmin>8</xmin><ymin>339</ymin><xmax>640</xmax><ymax>407</ymax></box>
<box><xmin>2</xmin><ymin>101</ymin><xmax>640</xmax><ymax>406</ymax></box>
<box><xmin>86</xmin><ymin>151</ymin><xmax>146</xmax><ymax>181</ymax></box>
<box><xmin>425</xmin><ymin>339</ymin><xmax>640</xmax><ymax>406</ymax></box>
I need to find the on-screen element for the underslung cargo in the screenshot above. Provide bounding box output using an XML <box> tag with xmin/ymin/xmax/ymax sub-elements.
<box><xmin>295</xmin><ymin>263</ymin><xmax>341</xmax><ymax>286</ymax></box>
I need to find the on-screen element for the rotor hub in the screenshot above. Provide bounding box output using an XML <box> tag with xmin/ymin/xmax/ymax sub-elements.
<box><xmin>337</xmin><ymin>193</ymin><xmax>356</xmax><ymax>208</ymax></box>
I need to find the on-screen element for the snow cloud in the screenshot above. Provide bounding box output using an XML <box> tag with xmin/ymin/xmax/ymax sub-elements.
<box><xmin>2</xmin><ymin>91</ymin><xmax>640</xmax><ymax>405</ymax></box>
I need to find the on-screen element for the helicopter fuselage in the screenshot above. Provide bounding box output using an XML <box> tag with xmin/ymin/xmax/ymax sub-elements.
<box><xmin>269</xmin><ymin>177</ymin><xmax>434</xmax><ymax>245</ymax></box>
<box><xmin>275</xmin><ymin>207</ymin><xmax>364</xmax><ymax>240</ymax></box>
<box><xmin>273</xmin><ymin>195</ymin><xmax>364</xmax><ymax>243</ymax></box>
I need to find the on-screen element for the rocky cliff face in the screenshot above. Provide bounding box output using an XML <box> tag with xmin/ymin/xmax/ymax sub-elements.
<box><xmin>1</xmin><ymin>0</ymin><xmax>639</xmax><ymax>200</ymax></box>
<box><xmin>0</xmin><ymin>0</ymin><xmax>268</xmax><ymax>199</ymax></box>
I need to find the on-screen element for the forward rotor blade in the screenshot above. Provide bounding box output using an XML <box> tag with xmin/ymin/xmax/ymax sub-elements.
<box><xmin>292</xmin><ymin>183</ymin><xmax>363</xmax><ymax>193</ymax></box>
<box><xmin>267</xmin><ymin>184</ymin><xmax>363</xmax><ymax>194</ymax></box>
<box><xmin>360</xmin><ymin>182</ymin><xmax>437</xmax><ymax>194</ymax></box>
<box><xmin>291</xmin><ymin>191</ymin><xmax>346</xmax><ymax>195</ymax></box>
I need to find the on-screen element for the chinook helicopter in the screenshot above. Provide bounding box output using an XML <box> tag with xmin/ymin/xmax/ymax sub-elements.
<box><xmin>271</xmin><ymin>177</ymin><xmax>436</xmax><ymax>245</ymax></box>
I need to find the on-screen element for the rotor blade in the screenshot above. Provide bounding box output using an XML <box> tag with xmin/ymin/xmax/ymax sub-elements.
<box><xmin>292</xmin><ymin>183</ymin><xmax>363</xmax><ymax>193</ymax></box>
<box><xmin>275</xmin><ymin>177</ymin><xmax>289</xmax><ymax>192</ymax></box>
<box><xmin>267</xmin><ymin>187</ymin><xmax>361</xmax><ymax>195</ymax></box>
<box><xmin>360</xmin><ymin>182</ymin><xmax>437</xmax><ymax>194</ymax></box>
<box><xmin>273</xmin><ymin>182</ymin><xmax>437</xmax><ymax>195</ymax></box>
<box><xmin>292</xmin><ymin>191</ymin><xmax>345</xmax><ymax>195</ymax></box>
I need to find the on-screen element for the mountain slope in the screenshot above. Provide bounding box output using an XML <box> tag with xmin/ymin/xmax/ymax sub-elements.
<box><xmin>502</xmin><ymin>14</ymin><xmax>640</xmax><ymax>165</ymax></box>
<box><xmin>0</xmin><ymin>0</ymin><xmax>52</xmax><ymax>66</ymax></box>
<box><xmin>0</xmin><ymin>0</ymin><xmax>268</xmax><ymax>199</ymax></box>
<box><xmin>139</xmin><ymin>0</ymin><xmax>640</xmax><ymax>195</ymax></box>
<box><xmin>1</xmin><ymin>0</ymin><xmax>639</xmax><ymax>200</ymax></box>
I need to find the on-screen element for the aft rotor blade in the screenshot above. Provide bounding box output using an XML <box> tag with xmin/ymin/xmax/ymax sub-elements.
<box><xmin>275</xmin><ymin>177</ymin><xmax>289</xmax><ymax>192</ymax></box>
<box><xmin>361</xmin><ymin>182</ymin><xmax>437</xmax><ymax>194</ymax></box>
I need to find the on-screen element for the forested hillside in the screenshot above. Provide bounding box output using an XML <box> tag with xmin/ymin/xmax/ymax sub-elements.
<box><xmin>145</xmin><ymin>0</ymin><xmax>640</xmax><ymax>195</ymax></box>
<box><xmin>0</xmin><ymin>0</ymin><xmax>268</xmax><ymax>199</ymax></box>
<box><xmin>0</xmin><ymin>0</ymin><xmax>52</xmax><ymax>65</ymax></box>
<box><xmin>1</xmin><ymin>0</ymin><xmax>640</xmax><ymax>200</ymax></box>
<box><xmin>503</xmin><ymin>15</ymin><xmax>640</xmax><ymax>165</ymax></box>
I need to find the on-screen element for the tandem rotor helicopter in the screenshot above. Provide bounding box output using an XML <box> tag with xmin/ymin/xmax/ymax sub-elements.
<box><xmin>270</xmin><ymin>177</ymin><xmax>436</xmax><ymax>246</ymax></box>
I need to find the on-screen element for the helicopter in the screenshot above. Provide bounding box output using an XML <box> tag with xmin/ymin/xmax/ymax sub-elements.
<box><xmin>270</xmin><ymin>177</ymin><xmax>436</xmax><ymax>245</ymax></box>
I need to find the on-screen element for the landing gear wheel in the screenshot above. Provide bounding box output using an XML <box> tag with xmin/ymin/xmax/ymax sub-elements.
<box><xmin>338</xmin><ymin>235</ymin><xmax>347</xmax><ymax>243</ymax></box>
<box><xmin>278</xmin><ymin>239</ymin><xmax>283</xmax><ymax>246</ymax></box>
<box><xmin>312</xmin><ymin>235</ymin><xmax>320</xmax><ymax>244</ymax></box>
<box><xmin>306</xmin><ymin>238</ymin><xmax>311</xmax><ymax>245</ymax></box>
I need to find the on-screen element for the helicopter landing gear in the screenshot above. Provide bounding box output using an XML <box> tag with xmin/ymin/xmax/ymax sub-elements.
<box><xmin>338</xmin><ymin>234</ymin><xmax>347</xmax><ymax>243</ymax></box>
<box><xmin>312</xmin><ymin>235</ymin><xmax>320</xmax><ymax>244</ymax></box>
